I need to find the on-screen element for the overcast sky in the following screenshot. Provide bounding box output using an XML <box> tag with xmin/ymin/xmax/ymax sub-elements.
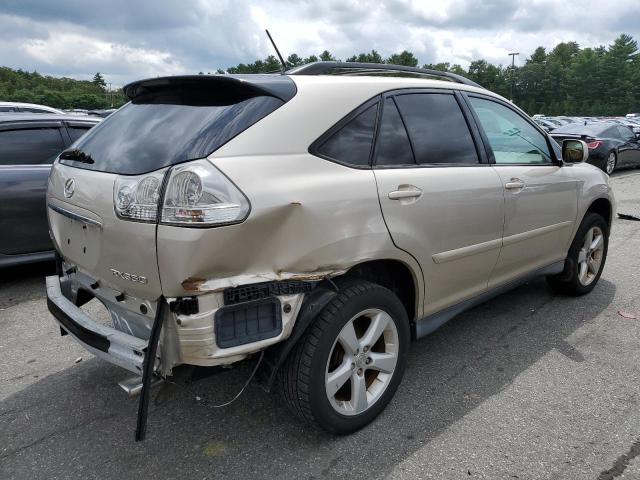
<box><xmin>1</xmin><ymin>0</ymin><xmax>639</xmax><ymax>87</ymax></box>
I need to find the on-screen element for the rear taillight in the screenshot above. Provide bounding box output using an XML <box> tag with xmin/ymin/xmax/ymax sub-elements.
<box><xmin>160</xmin><ymin>160</ymin><xmax>250</xmax><ymax>226</ymax></box>
<box><xmin>114</xmin><ymin>170</ymin><xmax>165</xmax><ymax>222</ymax></box>
<box><xmin>114</xmin><ymin>159</ymin><xmax>249</xmax><ymax>226</ymax></box>
<box><xmin>587</xmin><ymin>140</ymin><xmax>603</xmax><ymax>150</ymax></box>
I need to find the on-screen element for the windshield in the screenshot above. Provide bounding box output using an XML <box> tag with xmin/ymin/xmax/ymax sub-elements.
<box><xmin>60</xmin><ymin>95</ymin><xmax>283</xmax><ymax>175</ymax></box>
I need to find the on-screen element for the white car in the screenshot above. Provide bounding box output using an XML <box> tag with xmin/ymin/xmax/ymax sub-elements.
<box><xmin>0</xmin><ymin>101</ymin><xmax>65</xmax><ymax>114</ymax></box>
<box><xmin>45</xmin><ymin>62</ymin><xmax>615</xmax><ymax>438</ymax></box>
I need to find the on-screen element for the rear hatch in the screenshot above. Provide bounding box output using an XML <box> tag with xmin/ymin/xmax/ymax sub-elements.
<box><xmin>47</xmin><ymin>75</ymin><xmax>296</xmax><ymax>299</ymax></box>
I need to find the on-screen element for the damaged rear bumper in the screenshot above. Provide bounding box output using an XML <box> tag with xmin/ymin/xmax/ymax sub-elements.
<box><xmin>46</xmin><ymin>275</ymin><xmax>148</xmax><ymax>375</ymax></box>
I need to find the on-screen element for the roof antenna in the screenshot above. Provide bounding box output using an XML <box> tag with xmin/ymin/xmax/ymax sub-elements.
<box><xmin>265</xmin><ymin>29</ymin><xmax>287</xmax><ymax>74</ymax></box>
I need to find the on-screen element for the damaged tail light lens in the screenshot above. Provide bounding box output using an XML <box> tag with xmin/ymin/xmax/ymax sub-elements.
<box><xmin>114</xmin><ymin>170</ymin><xmax>165</xmax><ymax>222</ymax></box>
<box><xmin>160</xmin><ymin>160</ymin><xmax>250</xmax><ymax>226</ymax></box>
<box><xmin>114</xmin><ymin>159</ymin><xmax>249</xmax><ymax>226</ymax></box>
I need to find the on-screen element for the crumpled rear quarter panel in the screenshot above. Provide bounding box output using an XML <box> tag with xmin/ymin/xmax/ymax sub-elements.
<box><xmin>156</xmin><ymin>153</ymin><xmax>419</xmax><ymax>299</ymax></box>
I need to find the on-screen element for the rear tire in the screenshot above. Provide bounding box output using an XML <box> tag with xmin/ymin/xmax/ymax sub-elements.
<box><xmin>546</xmin><ymin>212</ymin><xmax>609</xmax><ymax>296</ymax></box>
<box><xmin>280</xmin><ymin>279</ymin><xmax>410</xmax><ymax>435</ymax></box>
<box><xmin>604</xmin><ymin>151</ymin><xmax>617</xmax><ymax>175</ymax></box>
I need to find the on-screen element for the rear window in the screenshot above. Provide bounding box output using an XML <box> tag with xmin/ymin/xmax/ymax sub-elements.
<box><xmin>61</xmin><ymin>95</ymin><xmax>284</xmax><ymax>175</ymax></box>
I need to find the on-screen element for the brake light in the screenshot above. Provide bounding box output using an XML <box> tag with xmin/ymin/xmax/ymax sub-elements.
<box><xmin>114</xmin><ymin>170</ymin><xmax>165</xmax><ymax>222</ymax></box>
<box><xmin>114</xmin><ymin>159</ymin><xmax>249</xmax><ymax>227</ymax></box>
<box><xmin>160</xmin><ymin>160</ymin><xmax>249</xmax><ymax>226</ymax></box>
<box><xmin>587</xmin><ymin>140</ymin><xmax>603</xmax><ymax>150</ymax></box>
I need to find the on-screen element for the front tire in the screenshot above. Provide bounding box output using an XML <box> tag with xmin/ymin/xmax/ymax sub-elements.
<box><xmin>547</xmin><ymin>212</ymin><xmax>609</xmax><ymax>295</ymax></box>
<box><xmin>280</xmin><ymin>279</ymin><xmax>410</xmax><ymax>435</ymax></box>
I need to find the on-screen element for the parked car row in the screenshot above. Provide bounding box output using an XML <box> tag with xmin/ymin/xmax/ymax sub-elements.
<box><xmin>0</xmin><ymin>102</ymin><xmax>116</xmax><ymax>118</ymax></box>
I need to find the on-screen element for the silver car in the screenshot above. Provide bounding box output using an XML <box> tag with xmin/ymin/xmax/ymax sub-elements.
<box><xmin>45</xmin><ymin>63</ymin><xmax>615</xmax><ymax>438</ymax></box>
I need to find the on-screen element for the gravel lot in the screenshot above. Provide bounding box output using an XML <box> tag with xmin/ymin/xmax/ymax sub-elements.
<box><xmin>1</xmin><ymin>171</ymin><xmax>640</xmax><ymax>480</ymax></box>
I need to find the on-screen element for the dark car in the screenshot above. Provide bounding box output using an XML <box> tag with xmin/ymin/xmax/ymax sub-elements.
<box><xmin>0</xmin><ymin>113</ymin><xmax>100</xmax><ymax>267</ymax></box>
<box><xmin>551</xmin><ymin>121</ymin><xmax>640</xmax><ymax>175</ymax></box>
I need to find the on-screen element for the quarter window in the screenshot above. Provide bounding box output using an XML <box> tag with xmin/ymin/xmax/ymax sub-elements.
<box><xmin>68</xmin><ymin>126</ymin><xmax>92</xmax><ymax>143</ymax></box>
<box><xmin>394</xmin><ymin>93</ymin><xmax>479</xmax><ymax>165</ymax></box>
<box><xmin>0</xmin><ymin>128</ymin><xmax>65</xmax><ymax>165</ymax></box>
<box><xmin>469</xmin><ymin>97</ymin><xmax>552</xmax><ymax>165</ymax></box>
<box><xmin>316</xmin><ymin>104</ymin><xmax>378</xmax><ymax>166</ymax></box>
<box><xmin>374</xmin><ymin>98</ymin><xmax>414</xmax><ymax>166</ymax></box>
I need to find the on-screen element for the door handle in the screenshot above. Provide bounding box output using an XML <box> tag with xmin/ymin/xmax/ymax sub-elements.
<box><xmin>388</xmin><ymin>187</ymin><xmax>423</xmax><ymax>200</ymax></box>
<box><xmin>504</xmin><ymin>179</ymin><xmax>525</xmax><ymax>190</ymax></box>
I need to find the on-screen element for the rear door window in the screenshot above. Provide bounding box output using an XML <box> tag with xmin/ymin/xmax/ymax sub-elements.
<box><xmin>316</xmin><ymin>104</ymin><xmax>378</xmax><ymax>166</ymax></box>
<box><xmin>0</xmin><ymin>127</ymin><xmax>65</xmax><ymax>165</ymax></box>
<box><xmin>374</xmin><ymin>97</ymin><xmax>414</xmax><ymax>166</ymax></box>
<box><xmin>394</xmin><ymin>93</ymin><xmax>479</xmax><ymax>165</ymax></box>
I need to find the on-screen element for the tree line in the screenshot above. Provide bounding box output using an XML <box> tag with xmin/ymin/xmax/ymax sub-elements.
<box><xmin>1</xmin><ymin>34</ymin><xmax>638</xmax><ymax>115</ymax></box>
<box><xmin>0</xmin><ymin>69</ymin><xmax>125</xmax><ymax>110</ymax></box>
<box><xmin>217</xmin><ymin>33</ymin><xmax>640</xmax><ymax>116</ymax></box>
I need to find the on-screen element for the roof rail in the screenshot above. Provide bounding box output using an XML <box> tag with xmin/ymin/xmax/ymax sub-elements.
<box><xmin>287</xmin><ymin>61</ymin><xmax>482</xmax><ymax>89</ymax></box>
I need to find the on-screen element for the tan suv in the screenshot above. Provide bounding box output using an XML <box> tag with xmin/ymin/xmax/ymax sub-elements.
<box><xmin>45</xmin><ymin>62</ymin><xmax>615</xmax><ymax>439</ymax></box>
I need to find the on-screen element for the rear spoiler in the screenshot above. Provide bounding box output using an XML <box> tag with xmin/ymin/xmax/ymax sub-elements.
<box><xmin>123</xmin><ymin>75</ymin><xmax>297</xmax><ymax>105</ymax></box>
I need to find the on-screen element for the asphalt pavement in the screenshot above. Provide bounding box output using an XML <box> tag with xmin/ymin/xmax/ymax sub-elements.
<box><xmin>1</xmin><ymin>171</ymin><xmax>640</xmax><ymax>480</ymax></box>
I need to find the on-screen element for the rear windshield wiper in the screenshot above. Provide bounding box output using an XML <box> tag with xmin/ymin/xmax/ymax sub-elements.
<box><xmin>59</xmin><ymin>149</ymin><xmax>94</xmax><ymax>164</ymax></box>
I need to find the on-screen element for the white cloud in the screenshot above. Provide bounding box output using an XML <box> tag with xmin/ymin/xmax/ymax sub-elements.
<box><xmin>1</xmin><ymin>0</ymin><xmax>639</xmax><ymax>84</ymax></box>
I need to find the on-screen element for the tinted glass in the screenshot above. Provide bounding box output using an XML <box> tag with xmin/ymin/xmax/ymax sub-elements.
<box><xmin>0</xmin><ymin>106</ymin><xmax>16</xmax><ymax>112</ymax></box>
<box><xmin>21</xmin><ymin>107</ymin><xmax>50</xmax><ymax>113</ymax></box>
<box><xmin>616</xmin><ymin>125</ymin><xmax>634</xmax><ymax>141</ymax></box>
<box><xmin>551</xmin><ymin>122</ymin><xmax>610</xmax><ymax>136</ymax></box>
<box><xmin>68</xmin><ymin>126</ymin><xmax>92</xmax><ymax>143</ymax></box>
<box><xmin>0</xmin><ymin>128</ymin><xmax>64</xmax><ymax>166</ymax></box>
<box><xmin>375</xmin><ymin>98</ymin><xmax>414</xmax><ymax>166</ymax></box>
<box><xmin>470</xmin><ymin>97</ymin><xmax>552</xmax><ymax>164</ymax></box>
<box><xmin>63</xmin><ymin>96</ymin><xmax>284</xmax><ymax>175</ymax></box>
<box><xmin>394</xmin><ymin>93</ymin><xmax>478</xmax><ymax>164</ymax></box>
<box><xmin>317</xmin><ymin>104</ymin><xmax>377</xmax><ymax>166</ymax></box>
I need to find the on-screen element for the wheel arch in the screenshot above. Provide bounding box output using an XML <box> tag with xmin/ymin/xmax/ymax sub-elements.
<box><xmin>585</xmin><ymin>197</ymin><xmax>613</xmax><ymax>229</ymax></box>
<box><xmin>344</xmin><ymin>259</ymin><xmax>418</xmax><ymax>325</ymax></box>
<box><xmin>259</xmin><ymin>259</ymin><xmax>419</xmax><ymax>391</ymax></box>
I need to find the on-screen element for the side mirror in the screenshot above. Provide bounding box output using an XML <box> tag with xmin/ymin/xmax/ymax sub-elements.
<box><xmin>562</xmin><ymin>139</ymin><xmax>589</xmax><ymax>163</ymax></box>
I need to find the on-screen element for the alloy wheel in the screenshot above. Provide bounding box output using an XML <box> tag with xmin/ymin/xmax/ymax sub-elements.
<box><xmin>605</xmin><ymin>152</ymin><xmax>616</xmax><ymax>175</ymax></box>
<box><xmin>325</xmin><ymin>308</ymin><xmax>399</xmax><ymax>416</ymax></box>
<box><xmin>577</xmin><ymin>226</ymin><xmax>605</xmax><ymax>286</ymax></box>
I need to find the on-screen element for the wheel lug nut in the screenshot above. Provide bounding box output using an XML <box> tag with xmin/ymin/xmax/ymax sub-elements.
<box><xmin>363</xmin><ymin>345</ymin><xmax>369</xmax><ymax>352</ymax></box>
<box><xmin>365</xmin><ymin>357</ymin><xmax>372</xmax><ymax>365</ymax></box>
<box><xmin>357</xmin><ymin>368</ymin><xmax>363</xmax><ymax>375</ymax></box>
<box><xmin>351</xmin><ymin>362</ymin><xmax>355</xmax><ymax>369</ymax></box>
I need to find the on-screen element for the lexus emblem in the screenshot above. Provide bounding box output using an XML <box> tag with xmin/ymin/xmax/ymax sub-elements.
<box><xmin>64</xmin><ymin>178</ymin><xmax>75</xmax><ymax>198</ymax></box>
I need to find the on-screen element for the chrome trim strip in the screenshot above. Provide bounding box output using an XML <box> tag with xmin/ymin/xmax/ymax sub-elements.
<box><xmin>502</xmin><ymin>220</ymin><xmax>573</xmax><ymax>247</ymax></box>
<box><xmin>47</xmin><ymin>203</ymin><xmax>102</xmax><ymax>229</ymax></box>
<box><xmin>432</xmin><ymin>237</ymin><xmax>502</xmax><ymax>264</ymax></box>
